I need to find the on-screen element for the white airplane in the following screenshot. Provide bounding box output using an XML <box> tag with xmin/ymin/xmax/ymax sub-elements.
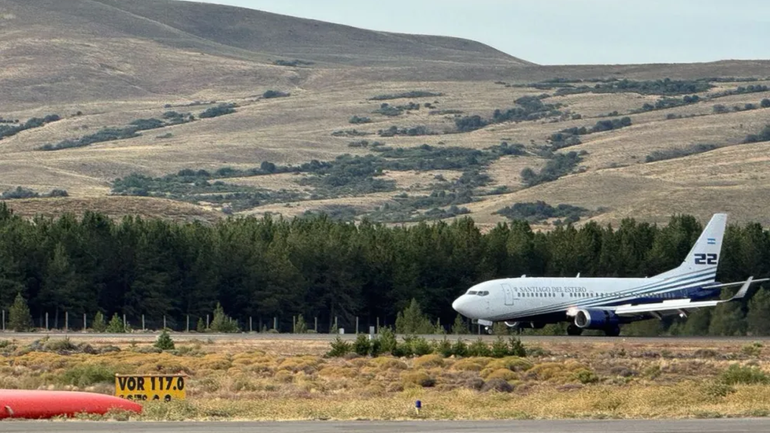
<box><xmin>452</xmin><ymin>213</ymin><xmax>768</xmax><ymax>336</ymax></box>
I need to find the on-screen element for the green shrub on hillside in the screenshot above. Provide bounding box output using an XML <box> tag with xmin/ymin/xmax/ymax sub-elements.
<box><xmin>370</xmin><ymin>91</ymin><xmax>442</xmax><ymax>100</ymax></box>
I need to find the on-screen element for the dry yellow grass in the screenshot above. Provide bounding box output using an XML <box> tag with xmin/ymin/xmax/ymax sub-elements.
<box><xmin>2</xmin><ymin>336</ymin><xmax>770</xmax><ymax>420</ymax></box>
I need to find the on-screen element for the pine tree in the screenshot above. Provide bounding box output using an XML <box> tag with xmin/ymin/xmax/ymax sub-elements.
<box><xmin>8</xmin><ymin>293</ymin><xmax>32</xmax><ymax>332</ymax></box>
<box><xmin>395</xmin><ymin>298</ymin><xmax>433</xmax><ymax>334</ymax></box>
<box><xmin>295</xmin><ymin>314</ymin><xmax>308</xmax><ymax>334</ymax></box>
<box><xmin>196</xmin><ymin>317</ymin><xmax>206</xmax><ymax>333</ymax></box>
<box><xmin>154</xmin><ymin>329</ymin><xmax>175</xmax><ymax>350</ymax></box>
<box><xmin>92</xmin><ymin>311</ymin><xmax>107</xmax><ymax>332</ymax></box>
<box><xmin>747</xmin><ymin>288</ymin><xmax>770</xmax><ymax>335</ymax></box>
<box><xmin>451</xmin><ymin>314</ymin><xmax>469</xmax><ymax>334</ymax></box>
<box><xmin>210</xmin><ymin>302</ymin><xmax>237</xmax><ymax>333</ymax></box>
<box><xmin>106</xmin><ymin>313</ymin><xmax>125</xmax><ymax>333</ymax></box>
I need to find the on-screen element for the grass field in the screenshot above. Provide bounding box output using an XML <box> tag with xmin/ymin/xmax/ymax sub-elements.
<box><xmin>3</xmin><ymin>335</ymin><xmax>770</xmax><ymax>421</ymax></box>
<box><xmin>3</xmin><ymin>0</ymin><xmax>770</xmax><ymax>226</ymax></box>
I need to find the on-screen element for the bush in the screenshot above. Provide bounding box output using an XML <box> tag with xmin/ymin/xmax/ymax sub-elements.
<box><xmin>521</xmin><ymin>151</ymin><xmax>584</xmax><ymax>187</ymax></box>
<box><xmin>491</xmin><ymin>337</ymin><xmax>510</xmax><ymax>358</ymax></box>
<box><xmin>721</xmin><ymin>364</ymin><xmax>770</xmax><ymax>384</ymax></box>
<box><xmin>481</xmin><ymin>378</ymin><xmax>514</xmax><ymax>393</ymax></box>
<box><xmin>743</xmin><ymin>125</ymin><xmax>770</xmax><ymax>144</ymax></box>
<box><xmin>451</xmin><ymin>339</ymin><xmax>469</xmax><ymax>357</ymax></box>
<box><xmin>353</xmin><ymin>334</ymin><xmax>371</xmax><ymax>356</ymax></box>
<box><xmin>370</xmin><ymin>91</ymin><xmax>442</xmax><ymax>101</ymax></box>
<box><xmin>262</xmin><ymin>90</ymin><xmax>290</xmax><ymax>99</ymax></box>
<box><xmin>762</xmin><ymin>99</ymin><xmax>770</xmax><ymax>108</ymax></box>
<box><xmin>467</xmin><ymin>339</ymin><xmax>492</xmax><ymax>357</ymax></box>
<box><xmin>575</xmin><ymin>369</ymin><xmax>599</xmax><ymax>384</ymax></box>
<box><xmin>0</xmin><ymin>114</ymin><xmax>60</xmax><ymax>140</ymax></box>
<box><xmin>154</xmin><ymin>330</ymin><xmax>175</xmax><ymax>350</ymax></box>
<box><xmin>435</xmin><ymin>338</ymin><xmax>453</xmax><ymax>357</ymax></box>
<box><xmin>704</xmin><ymin>381</ymin><xmax>736</xmax><ymax>398</ymax></box>
<box><xmin>327</xmin><ymin>336</ymin><xmax>352</xmax><ymax>357</ymax></box>
<box><xmin>411</xmin><ymin>336</ymin><xmax>433</xmax><ymax>356</ymax></box>
<box><xmin>349</xmin><ymin>116</ymin><xmax>372</xmax><ymax>124</ymax></box>
<box><xmin>378</xmin><ymin>327</ymin><xmax>398</xmax><ymax>355</ymax></box>
<box><xmin>44</xmin><ymin>337</ymin><xmax>77</xmax><ymax>352</ymax></box>
<box><xmin>200</xmin><ymin>103</ymin><xmax>236</xmax><ymax>119</ymax></box>
<box><xmin>495</xmin><ymin>201</ymin><xmax>587</xmax><ymax>224</ymax></box>
<box><xmin>509</xmin><ymin>337</ymin><xmax>527</xmax><ymax>357</ymax></box>
<box><xmin>645</xmin><ymin>143</ymin><xmax>717</xmax><ymax>163</ymax></box>
<box><xmin>91</xmin><ymin>312</ymin><xmax>107</xmax><ymax>332</ymax></box>
<box><xmin>59</xmin><ymin>364</ymin><xmax>116</xmax><ymax>387</ymax></box>
<box><xmin>713</xmin><ymin>104</ymin><xmax>729</xmax><ymax>114</ymax></box>
<box><xmin>401</xmin><ymin>370</ymin><xmax>436</xmax><ymax>387</ymax></box>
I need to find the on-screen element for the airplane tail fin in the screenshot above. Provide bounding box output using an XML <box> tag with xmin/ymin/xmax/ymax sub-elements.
<box><xmin>654</xmin><ymin>213</ymin><xmax>727</xmax><ymax>281</ymax></box>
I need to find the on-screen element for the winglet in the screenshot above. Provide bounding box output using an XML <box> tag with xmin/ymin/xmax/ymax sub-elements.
<box><xmin>731</xmin><ymin>277</ymin><xmax>754</xmax><ymax>300</ymax></box>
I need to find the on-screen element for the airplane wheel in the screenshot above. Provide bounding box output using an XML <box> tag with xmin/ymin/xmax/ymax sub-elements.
<box><xmin>567</xmin><ymin>324</ymin><xmax>583</xmax><ymax>336</ymax></box>
<box><xmin>604</xmin><ymin>325</ymin><xmax>621</xmax><ymax>337</ymax></box>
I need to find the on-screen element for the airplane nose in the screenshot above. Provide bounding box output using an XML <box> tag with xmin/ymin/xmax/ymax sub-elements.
<box><xmin>452</xmin><ymin>296</ymin><xmax>467</xmax><ymax>315</ymax></box>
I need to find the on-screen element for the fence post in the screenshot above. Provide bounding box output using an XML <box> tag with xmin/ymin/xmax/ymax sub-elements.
<box><xmin>186</xmin><ymin>315</ymin><xmax>190</xmax><ymax>333</ymax></box>
<box><xmin>142</xmin><ymin>315</ymin><xmax>145</xmax><ymax>331</ymax></box>
<box><xmin>123</xmin><ymin>314</ymin><xmax>127</xmax><ymax>331</ymax></box>
<box><xmin>45</xmin><ymin>312</ymin><xmax>49</xmax><ymax>331</ymax></box>
<box><xmin>356</xmin><ymin>316</ymin><xmax>359</xmax><ymax>334</ymax></box>
<box><xmin>376</xmin><ymin>317</ymin><xmax>380</xmax><ymax>333</ymax></box>
<box><xmin>83</xmin><ymin>313</ymin><xmax>87</xmax><ymax>332</ymax></box>
<box><xmin>64</xmin><ymin>312</ymin><xmax>68</xmax><ymax>333</ymax></box>
<box><xmin>206</xmin><ymin>314</ymin><xmax>209</xmax><ymax>329</ymax></box>
<box><xmin>1</xmin><ymin>310</ymin><xmax>4</xmax><ymax>331</ymax></box>
<box><xmin>249</xmin><ymin>317</ymin><xmax>253</xmax><ymax>333</ymax></box>
<box><xmin>314</xmin><ymin>317</ymin><xmax>318</xmax><ymax>332</ymax></box>
<box><xmin>273</xmin><ymin>317</ymin><xmax>277</xmax><ymax>332</ymax></box>
<box><xmin>292</xmin><ymin>315</ymin><xmax>296</xmax><ymax>334</ymax></box>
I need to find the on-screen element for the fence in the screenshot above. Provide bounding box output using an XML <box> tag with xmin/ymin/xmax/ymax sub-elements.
<box><xmin>0</xmin><ymin>310</ymin><xmax>411</xmax><ymax>334</ymax></box>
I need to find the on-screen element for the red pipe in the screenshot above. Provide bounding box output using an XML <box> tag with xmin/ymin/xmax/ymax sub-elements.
<box><xmin>0</xmin><ymin>390</ymin><xmax>142</xmax><ymax>419</ymax></box>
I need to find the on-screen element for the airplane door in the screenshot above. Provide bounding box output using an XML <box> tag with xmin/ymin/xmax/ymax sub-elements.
<box><xmin>502</xmin><ymin>283</ymin><xmax>515</xmax><ymax>306</ymax></box>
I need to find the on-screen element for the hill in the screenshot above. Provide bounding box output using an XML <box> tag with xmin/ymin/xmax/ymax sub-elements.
<box><xmin>2</xmin><ymin>0</ymin><xmax>770</xmax><ymax>227</ymax></box>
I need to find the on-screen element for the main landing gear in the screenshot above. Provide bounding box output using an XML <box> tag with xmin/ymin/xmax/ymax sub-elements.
<box><xmin>567</xmin><ymin>324</ymin><xmax>583</xmax><ymax>336</ymax></box>
<box><xmin>566</xmin><ymin>324</ymin><xmax>621</xmax><ymax>336</ymax></box>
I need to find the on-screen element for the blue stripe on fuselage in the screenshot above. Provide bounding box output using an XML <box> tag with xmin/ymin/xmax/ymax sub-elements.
<box><xmin>510</xmin><ymin>268</ymin><xmax>715</xmax><ymax>317</ymax></box>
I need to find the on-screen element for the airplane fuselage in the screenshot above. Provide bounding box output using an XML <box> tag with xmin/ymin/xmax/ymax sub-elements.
<box><xmin>452</xmin><ymin>271</ymin><xmax>719</xmax><ymax>324</ymax></box>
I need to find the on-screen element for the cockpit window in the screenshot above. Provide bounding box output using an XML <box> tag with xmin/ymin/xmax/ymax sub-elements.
<box><xmin>467</xmin><ymin>290</ymin><xmax>477</xmax><ymax>295</ymax></box>
<box><xmin>477</xmin><ymin>291</ymin><xmax>489</xmax><ymax>296</ymax></box>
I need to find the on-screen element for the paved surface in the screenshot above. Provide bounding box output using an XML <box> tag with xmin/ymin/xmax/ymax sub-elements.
<box><xmin>2</xmin><ymin>332</ymin><xmax>770</xmax><ymax>344</ymax></box>
<box><xmin>1</xmin><ymin>420</ymin><xmax>769</xmax><ymax>433</ymax></box>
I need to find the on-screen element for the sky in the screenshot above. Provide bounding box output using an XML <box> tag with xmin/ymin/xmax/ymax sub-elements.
<box><xmin>192</xmin><ymin>0</ymin><xmax>770</xmax><ymax>65</ymax></box>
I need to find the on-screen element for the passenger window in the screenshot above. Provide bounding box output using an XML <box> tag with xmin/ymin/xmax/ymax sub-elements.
<box><xmin>467</xmin><ymin>290</ymin><xmax>477</xmax><ymax>295</ymax></box>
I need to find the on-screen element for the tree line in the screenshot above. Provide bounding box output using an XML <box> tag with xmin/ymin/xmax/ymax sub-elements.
<box><xmin>0</xmin><ymin>203</ymin><xmax>769</xmax><ymax>335</ymax></box>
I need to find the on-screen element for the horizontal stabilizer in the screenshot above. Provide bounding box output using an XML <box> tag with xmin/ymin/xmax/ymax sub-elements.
<box><xmin>703</xmin><ymin>278</ymin><xmax>769</xmax><ymax>289</ymax></box>
<box><xmin>611</xmin><ymin>277</ymin><xmax>761</xmax><ymax>317</ymax></box>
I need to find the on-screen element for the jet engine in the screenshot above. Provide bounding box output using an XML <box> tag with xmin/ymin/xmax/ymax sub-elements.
<box><xmin>574</xmin><ymin>309</ymin><xmax>619</xmax><ymax>329</ymax></box>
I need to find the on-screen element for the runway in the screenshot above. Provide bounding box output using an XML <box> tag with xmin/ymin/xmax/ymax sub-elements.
<box><xmin>0</xmin><ymin>420</ymin><xmax>769</xmax><ymax>433</ymax></box>
<box><xmin>3</xmin><ymin>331</ymin><xmax>770</xmax><ymax>344</ymax></box>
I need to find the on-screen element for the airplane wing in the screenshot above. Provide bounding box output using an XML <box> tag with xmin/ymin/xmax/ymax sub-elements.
<box><xmin>610</xmin><ymin>277</ymin><xmax>763</xmax><ymax>318</ymax></box>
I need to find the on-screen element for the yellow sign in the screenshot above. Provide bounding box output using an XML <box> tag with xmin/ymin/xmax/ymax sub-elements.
<box><xmin>115</xmin><ymin>374</ymin><xmax>186</xmax><ymax>401</ymax></box>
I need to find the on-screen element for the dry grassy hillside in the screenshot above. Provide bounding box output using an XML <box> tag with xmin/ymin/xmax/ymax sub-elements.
<box><xmin>1</xmin><ymin>0</ymin><xmax>770</xmax><ymax>226</ymax></box>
